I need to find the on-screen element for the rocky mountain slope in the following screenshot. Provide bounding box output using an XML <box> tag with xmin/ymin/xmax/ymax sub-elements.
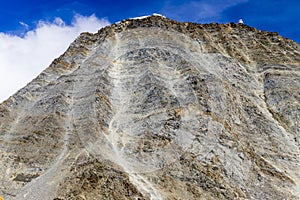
<box><xmin>0</xmin><ymin>15</ymin><xmax>299</xmax><ymax>200</ymax></box>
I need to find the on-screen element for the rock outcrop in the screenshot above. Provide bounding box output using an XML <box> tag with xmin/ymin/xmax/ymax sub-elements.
<box><xmin>0</xmin><ymin>15</ymin><xmax>299</xmax><ymax>199</ymax></box>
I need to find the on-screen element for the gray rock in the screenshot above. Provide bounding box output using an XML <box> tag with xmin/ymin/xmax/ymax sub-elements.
<box><xmin>0</xmin><ymin>15</ymin><xmax>299</xmax><ymax>200</ymax></box>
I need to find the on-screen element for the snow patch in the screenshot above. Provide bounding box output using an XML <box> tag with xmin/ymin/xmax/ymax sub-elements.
<box><xmin>153</xmin><ymin>13</ymin><xmax>166</xmax><ymax>17</ymax></box>
<box><xmin>129</xmin><ymin>13</ymin><xmax>166</xmax><ymax>19</ymax></box>
<box><xmin>129</xmin><ymin>13</ymin><xmax>166</xmax><ymax>20</ymax></box>
<box><xmin>115</xmin><ymin>13</ymin><xmax>166</xmax><ymax>24</ymax></box>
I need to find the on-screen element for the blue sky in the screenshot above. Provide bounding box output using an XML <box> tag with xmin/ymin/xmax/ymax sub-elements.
<box><xmin>1</xmin><ymin>0</ymin><xmax>299</xmax><ymax>41</ymax></box>
<box><xmin>0</xmin><ymin>0</ymin><xmax>299</xmax><ymax>102</ymax></box>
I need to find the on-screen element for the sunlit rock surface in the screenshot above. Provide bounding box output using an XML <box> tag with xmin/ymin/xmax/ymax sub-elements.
<box><xmin>0</xmin><ymin>15</ymin><xmax>299</xmax><ymax>200</ymax></box>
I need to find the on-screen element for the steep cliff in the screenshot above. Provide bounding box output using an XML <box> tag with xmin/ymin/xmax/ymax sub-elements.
<box><xmin>0</xmin><ymin>15</ymin><xmax>299</xmax><ymax>200</ymax></box>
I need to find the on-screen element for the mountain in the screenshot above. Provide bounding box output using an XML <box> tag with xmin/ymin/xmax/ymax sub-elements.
<box><xmin>0</xmin><ymin>15</ymin><xmax>299</xmax><ymax>200</ymax></box>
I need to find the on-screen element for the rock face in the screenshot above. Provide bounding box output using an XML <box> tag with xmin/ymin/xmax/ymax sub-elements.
<box><xmin>0</xmin><ymin>15</ymin><xmax>299</xmax><ymax>200</ymax></box>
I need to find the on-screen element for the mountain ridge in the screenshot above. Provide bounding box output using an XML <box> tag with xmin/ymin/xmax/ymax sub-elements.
<box><xmin>0</xmin><ymin>15</ymin><xmax>299</xmax><ymax>199</ymax></box>
<box><xmin>2</xmin><ymin>15</ymin><xmax>300</xmax><ymax>106</ymax></box>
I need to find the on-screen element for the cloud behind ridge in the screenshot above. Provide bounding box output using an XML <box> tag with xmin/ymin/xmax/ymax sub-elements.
<box><xmin>0</xmin><ymin>14</ymin><xmax>110</xmax><ymax>102</ymax></box>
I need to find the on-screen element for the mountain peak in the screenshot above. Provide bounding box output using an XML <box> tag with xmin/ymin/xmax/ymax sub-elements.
<box><xmin>72</xmin><ymin>15</ymin><xmax>299</xmax><ymax>67</ymax></box>
<box><xmin>0</xmin><ymin>16</ymin><xmax>299</xmax><ymax>199</ymax></box>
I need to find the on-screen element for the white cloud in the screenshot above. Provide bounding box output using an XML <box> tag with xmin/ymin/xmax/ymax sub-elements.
<box><xmin>0</xmin><ymin>14</ymin><xmax>110</xmax><ymax>103</ymax></box>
